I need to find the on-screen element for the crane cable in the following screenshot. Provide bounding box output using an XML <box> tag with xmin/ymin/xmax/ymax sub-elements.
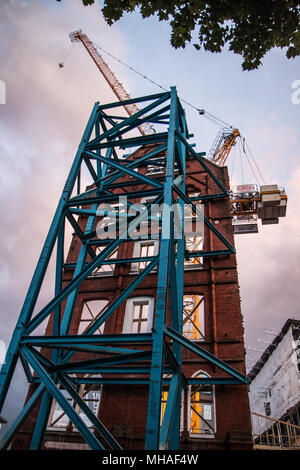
<box><xmin>63</xmin><ymin>38</ymin><xmax>266</xmax><ymax>185</ymax></box>
<box><xmin>229</xmin><ymin>136</ymin><xmax>266</xmax><ymax>187</ymax></box>
<box><xmin>92</xmin><ymin>40</ymin><xmax>266</xmax><ymax>185</ymax></box>
<box><xmin>238</xmin><ymin>138</ymin><xmax>245</xmax><ymax>185</ymax></box>
<box><xmin>244</xmin><ymin>140</ymin><xmax>266</xmax><ymax>185</ymax></box>
<box><xmin>240</xmin><ymin>138</ymin><xmax>264</xmax><ymax>186</ymax></box>
<box><xmin>91</xmin><ymin>41</ymin><xmax>233</xmax><ymax>128</ymax></box>
<box><xmin>60</xmin><ymin>43</ymin><xmax>75</xmax><ymax>65</ymax></box>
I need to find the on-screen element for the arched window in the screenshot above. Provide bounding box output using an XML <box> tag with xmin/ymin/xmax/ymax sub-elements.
<box><xmin>188</xmin><ymin>371</ymin><xmax>215</xmax><ymax>438</ymax></box>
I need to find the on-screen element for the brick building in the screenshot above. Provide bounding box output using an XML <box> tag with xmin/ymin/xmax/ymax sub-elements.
<box><xmin>12</xmin><ymin>142</ymin><xmax>252</xmax><ymax>450</ymax></box>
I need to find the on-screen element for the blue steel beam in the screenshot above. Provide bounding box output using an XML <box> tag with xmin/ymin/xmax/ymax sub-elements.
<box><xmin>88</xmin><ymin>105</ymin><xmax>169</xmax><ymax>149</ymax></box>
<box><xmin>169</xmin><ymin>101</ymin><xmax>187</xmax><ymax>451</ymax></box>
<box><xmin>159</xmin><ymin>373</ymin><xmax>180</xmax><ymax>450</ymax></box>
<box><xmin>22</xmin><ymin>343</ymin><xmax>144</xmax><ymax>356</ymax></box>
<box><xmin>98</xmin><ymin>91</ymin><xmax>168</xmax><ymax>110</ymax></box>
<box><xmin>99</xmin><ymin>143</ymin><xmax>168</xmax><ymax>185</ymax></box>
<box><xmin>30</xmin><ymin>391</ymin><xmax>53</xmax><ymax>450</ymax></box>
<box><xmin>67</xmin><ymin>188</ymin><xmax>162</xmax><ymax>206</ymax></box>
<box><xmin>49</xmin><ymin>350</ymin><xmax>152</xmax><ymax>372</ymax></box>
<box><xmin>87</xmin><ymin>132</ymin><xmax>168</xmax><ymax>151</ymax></box>
<box><xmin>26</xmin><ymin>237</ymin><xmax>126</xmax><ymax>334</ymax></box>
<box><xmin>145</xmin><ymin>87</ymin><xmax>179</xmax><ymax>450</ymax></box>
<box><xmin>21</xmin><ymin>347</ymin><xmax>105</xmax><ymax>450</ymax></box>
<box><xmin>1</xmin><ymin>88</ymin><xmax>247</xmax><ymax>451</ymax></box>
<box><xmin>29</xmin><ymin>377</ymin><xmax>245</xmax><ymax>386</ymax></box>
<box><xmin>84</xmin><ymin>150</ymin><xmax>164</xmax><ymax>189</ymax></box>
<box><xmin>0</xmin><ymin>385</ymin><xmax>45</xmax><ymax>450</ymax></box>
<box><xmin>94</xmin><ymin>104</ymin><xmax>170</xmax><ymax>143</ymax></box>
<box><xmin>57</xmin><ymin>374</ymin><xmax>122</xmax><ymax>450</ymax></box>
<box><xmin>165</xmin><ymin>325</ymin><xmax>248</xmax><ymax>384</ymax></box>
<box><xmin>21</xmin><ymin>333</ymin><xmax>153</xmax><ymax>346</ymax></box>
<box><xmin>173</xmin><ymin>185</ymin><xmax>235</xmax><ymax>253</ymax></box>
<box><xmin>88</xmin><ymin>93</ymin><xmax>170</xmax><ymax>146</ymax></box>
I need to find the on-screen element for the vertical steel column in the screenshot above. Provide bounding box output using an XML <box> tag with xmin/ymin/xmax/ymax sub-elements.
<box><xmin>145</xmin><ymin>87</ymin><xmax>178</xmax><ymax>449</ymax></box>
<box><xmin>169</xmin><ymin>103</ymin><xmax>188</xmax><ymax>450</ymax></box>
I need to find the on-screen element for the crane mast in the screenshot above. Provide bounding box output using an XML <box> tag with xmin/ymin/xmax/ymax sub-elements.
<box><xmin>69</xmin><ymin>30</ymin><xmax>155</xmax><ymax>137</ymax></box>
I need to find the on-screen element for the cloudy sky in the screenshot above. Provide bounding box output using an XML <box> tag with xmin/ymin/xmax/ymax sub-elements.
<box><xmin>0</xmin><ymin>0</ymin><xmax>299</xmax><ymax>431</ymax></box>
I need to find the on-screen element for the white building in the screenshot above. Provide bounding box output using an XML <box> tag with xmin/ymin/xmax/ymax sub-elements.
<box><xmin>248</xmin><ymin>319</ymin><xmax>300</xmax><ymax>437</ymax></box>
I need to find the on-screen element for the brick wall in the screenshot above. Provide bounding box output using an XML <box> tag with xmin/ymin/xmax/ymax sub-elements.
<box><xmin>12</xmin><ymin>146</ymin><xmax>252</xmax><ymax>450</ymax></box>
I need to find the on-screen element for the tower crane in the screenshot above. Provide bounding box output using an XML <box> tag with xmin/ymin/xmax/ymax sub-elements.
<box><xmin>68</xmin><ymin>30</ymin><xmax>155</xmax><ymax>137</ymax></box>
<box><xmin>66</xmin><ymin>30</ymin><xmax>287</xmax><ymax>234</ymax></box>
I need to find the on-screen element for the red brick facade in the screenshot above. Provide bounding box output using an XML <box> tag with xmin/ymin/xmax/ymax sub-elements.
<box><xmin>12</xmin><ymin>145</ymin><xmax>252</xmax><ymax>450</ymax></box>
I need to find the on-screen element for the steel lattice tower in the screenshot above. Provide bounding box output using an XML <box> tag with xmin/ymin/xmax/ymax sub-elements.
<box><xmin>0</xmin><ymin>88</ymin><xmax>248</xmax><ymax>450</ymax></box>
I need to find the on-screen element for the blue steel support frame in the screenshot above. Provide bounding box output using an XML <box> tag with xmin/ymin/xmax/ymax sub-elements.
<box><xmin>0</xmin><ymin>89</ymin><xmax>247</xmax><ymax>450</ymax></box>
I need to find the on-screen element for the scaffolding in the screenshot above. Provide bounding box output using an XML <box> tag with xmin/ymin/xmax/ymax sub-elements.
<box><xmin>0</xmin><ymin>89</ymin><xmax>248</xmax><ymax>450</ymax></box>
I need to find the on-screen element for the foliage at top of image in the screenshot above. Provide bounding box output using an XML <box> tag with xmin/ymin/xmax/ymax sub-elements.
<box><xmin>75</xmin><ymin>0</ymin><xmax>300</xmax><ymax>70</ymax></box>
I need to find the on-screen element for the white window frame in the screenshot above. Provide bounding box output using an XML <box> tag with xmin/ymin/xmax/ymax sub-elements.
<box><xmin>131</xmin><ymin>239</ymin><xmax>159</xmax><ymax>273</ymax></box>
<box><xmin>123</xmin><ymin>296</ymin><xmax>154</xmax><ymax>334</ymax></box>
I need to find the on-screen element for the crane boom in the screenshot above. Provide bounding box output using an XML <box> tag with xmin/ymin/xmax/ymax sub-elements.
<box><xmin>69</xmin><ymin>30</ymin><xmax>155</xmax><ymax>137</ymax></box>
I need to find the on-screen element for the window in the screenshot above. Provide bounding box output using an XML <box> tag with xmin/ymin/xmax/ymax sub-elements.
<box><xmin>132</xmin><ymin>303</ymin><xmax>149</xmax><ymax>333</ymax></box>
<box><xmin>140</xmin><ymin>195</ymin><xmax>158</xmax><ymax>204</ymax></box>
<box><xmin>161</xmin><ymin>375</ymin><xmax>184</xmax><ymax>432</ymax></box>
<box><xmin>123</xmin><ymin>297</ymin><xmax>154</xmax><ymax>334</ymax></box>
<box><xmin>78</xmin><ymin>300</ymin><xmax>108</xmax><ymax>335</ymax></box>
<box><xmin>146</xmin><ymin>157</ymin><xmax>165</xmax><ymax>175</ymax></box>
<box><xmin>188</xmin><ymin>372</ymin><xmax>215</xmax><ymax>438</ymax></box>
<box><xmin>91</xmin><ymin>247</ymin><xmax>118</xmax><ymax>276</ymax></box>
<box><xmin>264</xmin><ymin>402</ymin><xmax>271</xmax><ymax>416</ymax></box>
<box><xmin>131</xmin><ymin>240</ymin><xmax>158</xmax><ymax>272</ymax></box>
<box><xmin>47</xmin><ymin>376</ymin><xmax>102</xmax><ymax>431</ymax></box>
<box><xmin>183</xmin><ymin>295</ymin><xmax>205</xmax><ymax>341</ymax></box>
<box><xmin>184</xmin><ymin>236</ymin><xmax>203</xmax><ymax>268</ymax></box>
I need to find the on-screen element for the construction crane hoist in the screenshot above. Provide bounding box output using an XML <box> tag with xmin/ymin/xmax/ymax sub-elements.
<box><xmin>208</xmin><ymin>128</ymin><xmax>288</xmax><ymax>234</ymax></box>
